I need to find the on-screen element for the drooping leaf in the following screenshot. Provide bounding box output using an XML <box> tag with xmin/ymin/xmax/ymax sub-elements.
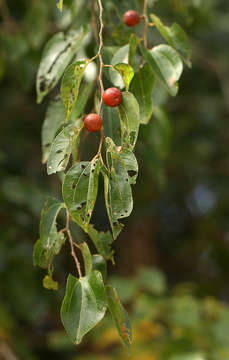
<box><xmin>39</xmin><ymin>198</ymin><xmax>65</xmax><ymax>250</ymax></box>
<box><xmin>61</xmin><ymin>271</ymin><xmax>107</xmax><ymax>344</ymax></box>
<box><xmin>140</xmin><ymin>43</ymin><xmax>183</xmax><ymax>97</ymax></box>
<box><xmin>110</xmin><ymin>44</ymin><xmax>129</xmax><ymax>88</ymax></box>
<box><xmin>103</xmin><ymin>106</ymin><xmax>121</xmax><ymax>146</ymax></box>
<box><xmin>92</xmin><ymin>255</ymin><xmax>107</xmax><ymax>282</ymax></box>
<box><xmin>103</xmin><ymin>138</ymin><xmax>136</xmax><ymax>238</ymax></box>
<box><xmin>36</xmin><ymin>27</ymin><xmax>88</xmax><ymax>103</ymax></box>
<box><xmin>42</xmin><ymin>98</ymin><xmax>66</xmax><ymax>164</ymax></box>
<box><xmin>130</xmin><ymin>64</ymin><xmax>155</xmax><ymax>124</ymax></box>
<box><xmin>128</xmin><ymin>34</ymin><xmax>141</xmax><ymax>67</ymax></box>
<box><xmin>80</xmin><ymin>242</ymin><xmax>92</xmax><ymax>275</ymax></box>
<box><xmin>57</xmin><ymin>0</ymin><xmax>64</xmax><ymax>12</ymax></box>
<box><xmin>62</xmin><ymin>159</ymin><xmax>101</xmax><ymax>231</ymax></box>
<box><xmin>117</xmin><ymin>92</ymin><xmax>140</xmax><ymax>150</ymax></box>
<box><xmin>113</xmin><ymin>63</ymin><xmax>134</xmax><ymax>91</ymax></box>
<box><xmin>106</xmin><ymin>285</ymin><xmax>132</xmax><ymax>350</ymax></box>
<box><xmin>61</xmin><ymin>61</ymin><xmax>88</xmax><ymax>121</ymax></box>
<box><xmin>43</xmin><ymin>274</ymin><xmax>58</xmax><ymax>290</ymax></box>
<box><xmin>103</xmin><ymin>172</ymin><xmax>124</xmax><ymax>240</ymax></box>
<box><xmin>151</xmin><ymin>14</ymin><xmax>191</xmax><ymax>67</ymax></box>
<box><xmin>47</xmin><ymin>120</ymin><xmax>83</xmax><ymax>175</ymax></box>
<box><xmin>87</xmin><ymin>225</ymin><xmax>114</xmax><ymax>261</ymax></box>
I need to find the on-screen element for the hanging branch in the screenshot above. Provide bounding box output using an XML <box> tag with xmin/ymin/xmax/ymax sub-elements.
<box><xmin>64</xmin><ymin>211</ymin><xmax>82</xmax><ymax>278</ymax></box>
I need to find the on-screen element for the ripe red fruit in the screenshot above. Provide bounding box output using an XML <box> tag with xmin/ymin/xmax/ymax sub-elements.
<box><xmin>102</xmin><ymin>88</ymin><xmax>122</xmax><ymax>107</ymax></box>
<box><xmin>84</xmin><ymin>114</ymin><xmax>102</xmax><ymax>132</ymax></box>
<box><xmin>123</xmin><ymin>10</ymin><xmax>140</xmax><ymax>27</ymax></box>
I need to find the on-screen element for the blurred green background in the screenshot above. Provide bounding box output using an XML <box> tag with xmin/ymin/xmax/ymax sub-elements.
<box><xmin>1</xmin><ymin>0</ymin><xmax>229</xmax><ymax>359</ymax></box>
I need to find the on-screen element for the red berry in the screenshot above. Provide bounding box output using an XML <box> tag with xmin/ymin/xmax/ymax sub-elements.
<box><xmin>123</xmin><ymin>10</ymin><xmax>140</xmax><ymax>27</ymax></box>
<box><xmin>84</xmin><ymin>114</ymin><xmax>102</xmax><ymax>132</ymax></box>
<box><xmin>102</xmin><ymin>88</ymin><xmax>122</xmax><ymax>107</ymax></box>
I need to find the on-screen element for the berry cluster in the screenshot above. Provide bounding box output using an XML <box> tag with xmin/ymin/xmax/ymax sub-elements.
<box><xmin>84</xmin><ymin>10</ymin><xmax>140</xmax><ymax>133</ymax></box>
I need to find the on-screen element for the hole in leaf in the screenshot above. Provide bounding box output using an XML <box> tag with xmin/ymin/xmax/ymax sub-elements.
<box><xmin>128</xmin><ymin>170</ymin><xmax>137</xmax><ymax>177</ymax></box>
<box><xmin>56</xmin><ymin>149</ymin><xmax>63</xmax><ymax>154</ymax></box>
<box><xmin>81</xmin><ymin>202</ymin><xmax>86</xmax><ymax>208</ymax></box>
<box><xmin>71</xmin><ymin>184</ymin><xmax>76</xmax><ymax>189</ymax></box>
<box><xmin>45</xmin><ymin>143</ymin><xmax>51</xmax><ymax>147</ymax></box>
<box><xmin>81</xmin><ymin>164</ymin><xmax>86</xmax><ymax>169</ymax></box>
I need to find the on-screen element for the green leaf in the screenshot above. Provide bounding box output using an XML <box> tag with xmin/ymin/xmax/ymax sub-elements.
<box><xmin>117</xmin><ymin>92</ymin><xmax>140</xmax><ymax>150</ymax></box>
<box><xmin>39</xmin><ymin>198</ymin><xmax>64</xmax><ymax>250</ymax></box>
<box><xmin>42</xmin><ymin>98</ymin><xmax>66</xmax><ymax>164</ymax></box>
<box><xmin>36</xmin><ymin>27</ymin><xmax>88</xmax><ymax>103</ymax></box>
<box><xmin>110</xmin><ymin>44</ymin><xmax>129</xmax><ymax>88</ymax></box>
<box><xmin>151</xmin><ymin>14</ymin><xmax>191</xmax><ymax>67</ymax></box>
<box><xmin>61</xmin><ymin>271</ymin><xmax>107</xmax><ymax>344</ymax></box>
<box><xmin>62</xmin><ymin>159</ymin><xmax>101</xmax><ymax>231</ymax></box>
<box><xmin>103</xmin><ymin>106</ymin><xmax>121</xmax><ymax>146</ymax></box>
<box><xmin>114</xmin><ymin>63</ymin><xmax>134</xmax><ymax>91</ymax></box>
<box><xmin>80</xmin><ymin>242</ymin><xmax>92</xmax><ymax>275</ymax></box>
<box><xmin>70</xmin><ymin>80</ymin><xmax>95</xmax><ymax>120</ymax></box>
<box><xmin>128</xmin><ymin>34</ymin><xmax>141</xmax><ymax>67</ymax></box>
<box><xmin>103</xmin><ymin>138</ymin><xmax>137</xmax><ymax>238</ymax></box>
<box><xmin>43</xmin><ymin>274</ymin><xmax>58</xmax><ymax>291</ymax></box>
<box><xmin>92</xmin><ymin>255</ymin><xmax>107</xmax><ymax>282</ymax></box>
<box><xmin>106</xmin><ymin>285</ymin><xmax>132</xmax><ymax>350</ymax></box>
<box><xmin>130</xmin><ymin>64</ymin><xmax>155</xmax><ymax>124</ymax></box>
<box><xmin>61</xmin><ymin>61</ymin><xmax>88</xmax><ymax>121</ymax></box>
<box><xmin>103</xmin><ymin>172</ymin><xmax>124</xmax><ymax>240</ymax></box>
<box><xmin>140</xmin><ymin>43</ymin><xmax>183</xmax><ymax>97</ymax></box>
<box><xmin>33</xmin><ymin>239</ymin><xmax>49</xmax><ymax>268</ymax></box>
<box><xmin>34</xmin><ymin>231</ymin><xmax>65</xmax><ymax>269</ymax></box>
<box><xmin>118</xmin><ymin>147</ymin><xmax>138</xmax><ymax>185</ymax></box>
<box><xmin>87</xmin><ymin>225</ymin><xmax>114</xmax><ymax>261</ymax></box>
<box><xmin>47</xmin><ymin>120</ymin><xmax>83</xmax><ymax>175</ymax></box>
<box><xmin>57</xmin><ymin>0</ymin><xmax>63</xmax><ymax>12</ymax></box>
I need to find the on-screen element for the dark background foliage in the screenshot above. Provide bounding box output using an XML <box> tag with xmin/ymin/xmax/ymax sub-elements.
<box><xmin>1</xmin><ymin>0</ymin><xmax>229</xmax><ymax>359</ymax></box>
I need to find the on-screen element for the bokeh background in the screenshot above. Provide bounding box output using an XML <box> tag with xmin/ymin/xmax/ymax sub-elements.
<box><xmin>1</xmin><ymin>0</ymin><xmax>229</xmax><ymax>359</ymax></box>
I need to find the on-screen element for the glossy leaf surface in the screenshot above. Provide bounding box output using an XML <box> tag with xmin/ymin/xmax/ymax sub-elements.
<box><xmin>61</xmin><ymin>271</ymin><xmax>107</xmax><ymax>344</ymax></box>
<box><xmin>62</xmin><ymin>159</ymin><xmax>101</xmax><ymax>230</ymax></box>
<box><xmin>41</xmin><ymin>98</ymin><xmax>65</xmax><ymax>164</ymax></box>
<box><xmin>130</xmin><ymin>64</ymin><xmax>155</xmax><ymax>124</ymax></box>
<box><xmin>117</xmin><ymin>92</ymin><xmax>140</xmax><ymax>150</ymax></box>
<box><xmin>151</xmin><ymin>14</ymin><xmax>191</xmax><ymax>67</ymax></box>
<box><xmin>47</xmin><ymin>120</ymin><xmax>83</xmax><ymax>175</ymax></box>
<box><xmin>61</xmin><ymin>61</ymin><xmax>87</xmax><ymax>121</ymax></box>
<box><xmin>36</xmin><ymin>27</ymin><xmax>87</xmax><ymax>103</ymax></box>
<box><xmin>140</xmin><ymin>43</ymin><xmax>183</xmax><ymax>97</ymax></box>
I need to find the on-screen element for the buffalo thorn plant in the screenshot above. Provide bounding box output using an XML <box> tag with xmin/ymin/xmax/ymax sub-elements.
<box><xmin>34</xmin><ymin>0</ymin><xmax>191</xmax><ymax>350</ymax></box>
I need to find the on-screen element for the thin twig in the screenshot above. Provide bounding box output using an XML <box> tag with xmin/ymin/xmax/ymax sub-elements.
<box><xmin>97</xmin><ymin>0</ymin><xmax>104</xmax><ymax>115</ymax></box>
<box><xmin>65</xmin><ymin>211</ymin><xmax>82</xmax><ymax>278</ymax></box>
<box><xmin>143</xmin><ymin>0</ymin><xmax>149</xmax><ymax>48</ymax></box>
